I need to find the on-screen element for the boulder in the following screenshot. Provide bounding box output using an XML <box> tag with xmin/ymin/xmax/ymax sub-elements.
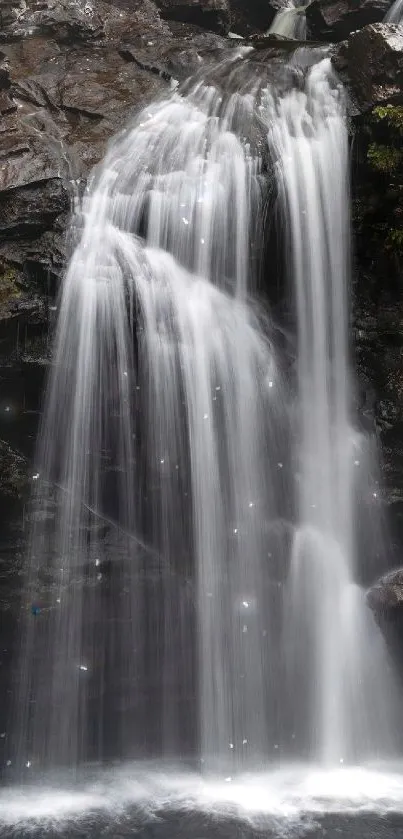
<box><xmin>306</xmin><ymin>0</ymin><xmax>391</xmax><ymax>42</ymax></box>
<box><xmin>333</xmin><ymin>23</ymin><xmax>403</xmax><ymax>112</ymax></box>
<box><xmin>367</xmin><ymin>567</ymin><xmax>403</xmax><ymax>614</ymax></box>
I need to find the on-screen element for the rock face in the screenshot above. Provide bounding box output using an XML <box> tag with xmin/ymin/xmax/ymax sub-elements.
<box><xmin>307</xmin><ymin>0</ymin><xmax>390</xmax><ymax>42</ymax></box>
<box><xmin>333</xmin><ymin>23</ymin><xmax>403</xmax><ymax>111</ymax></box>
<box><xmin>368</xmin><ymin>568</ymin><xmax>403</xmax><ymax>613</ymax></box>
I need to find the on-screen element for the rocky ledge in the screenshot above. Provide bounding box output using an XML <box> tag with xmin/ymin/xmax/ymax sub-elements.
<box><xmin>368</xmin><ymin>567</ymin><xmax>403</xmax><ymax>613</ymax></box>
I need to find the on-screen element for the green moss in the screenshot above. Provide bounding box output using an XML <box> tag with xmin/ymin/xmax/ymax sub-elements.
<box><xmin>386</xmin><ymin>228</ymin><xmax>403</xmax><ymax>254</ymax></box>
<box><xmin>0</xmin><ymin>267</ymin><xmax>22</xmax><ymax>305</ymax></box>
<box><xmin>372</xmin><ymin>105</ymin><xmax>403</xmax><ymax>133</ymax></box>
<box><xmin>367</xmin><ymin>143</ymin><xmax>402</xmax><ymax>173</ymax></box>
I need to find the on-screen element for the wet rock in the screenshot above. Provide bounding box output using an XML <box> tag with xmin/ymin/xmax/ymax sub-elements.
<box><xmin>0</xmin><ymin>440</ymin><xmax>29</xmax><ymax>500</ymax></box>
<box><xmin>306</xmin><ymin>0</ymin><xmax>391</xmax><ymax>42</ymax></box>
<box><xmin>0</xmin><ymin>261</ymin><xmax>45</xmax><ymax>322</ymax></box>
<box><xmin>154</xmin><ymin>0</ymin><xmax>230</xmax><ymax>33</ymax></box>
<box><xmin>120</xmin><ymin>22</ymin><xmax>228</xmax><ymax>81</ymax></box>
<box><xmin>2</xmin><ymin>37</ymin><xmax>170</xmax><ymax>174</ymax></box>
<box><xmin>0</xmin><ymin>0</ymin><xmax>169</xmax><ymax>45</ymax></box>
<box><xmin>368</xmin><ymin>567</ymin><xmax>403</xmax><ymax>613</ymax></box>
<box><xmin>333</xmin><ymin>23</ymin><xmax>403</xmax><ymax>112</ymax></box>
<box><xmin>0</xmin><ymin>1</ymin><xmax>27</xmax><ymax>30</ymax></box>
<box><xmin>0</xmin><ymin>52</ymin><xmax>10</xmax><ymax>89</ymax></box>
<box><xmin>228</xmin><ymin>0</ymin><xmax>285</xmax><ymax>35</ymax></box>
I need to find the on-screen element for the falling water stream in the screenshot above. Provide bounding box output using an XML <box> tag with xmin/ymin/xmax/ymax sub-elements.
<box><xmin>385</xmin><ymin>0</ymin><xmax>403</xmax><ymax>22</ymax></box>
<box><xmin>5</xmin><ymin>41</ymin><xmax>403</xmax><ymax>838</ymax></box>
<box><xmin>264</xmin><ymin>58</ymin><xmax>399</xmax><ymax>764</ymax></box>
<box><xmin>268</xmin><ymin>4</ymin><xmax>307</xmax><ymax>39</ymax></box>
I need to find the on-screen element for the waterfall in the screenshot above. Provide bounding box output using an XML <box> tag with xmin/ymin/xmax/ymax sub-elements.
<box><xmin>12</xmin><ymin>49</ymin><xmax>399</xmax><ymax>776</ymax></box>
<box><xmin>264</xmin><ymin>57</ymin><xmax>399</xmax><ymax>763</ymax></box>
<box><xmin>15</xmin><ymin>54</ymin><xmax>288</xmax><ymax>772</ymax></box>
<box><xmin>268</xmin><ymin>4</ymin><xmax>307</xmax><ymax>39</ymax></box>
<box><xmin>385</xmin><ymin>0</ymin><xmax>403</xmax><ymax>22</ymax></box>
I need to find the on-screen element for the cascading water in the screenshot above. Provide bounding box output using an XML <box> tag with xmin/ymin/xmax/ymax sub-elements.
<box><xmin>264</xmin><ymin>57</ymin><xmax>399</xmax><ymax>763</ymax></box>
<box><xmin>11</xmin><ymin>45</ymin><xmax>400</xmax><ymax>781</ymax></box>
<box><xmin>385</xmin><ymin>0</ymin><xmax>403</xmax><ymax>22</ymax></box>
<box><xmin>268</xmin><ymin>3</ymin><xmax>307</xmax><ymax>39</ymax></box>
<box><xmin>14</xmin><ymin>54</ymin><xmax>288</xmax><ymax>772</ymax></box>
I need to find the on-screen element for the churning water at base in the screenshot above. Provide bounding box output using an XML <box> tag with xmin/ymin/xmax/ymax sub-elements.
<box><xmin>10</xmin><ymin>49</ymin><xmax>400</xmax><ymax>778</ymax></box>
<box><xmin>4</xmin><ymin>762</ymin><xmax>403</xmax><ymax>837</ymax></box>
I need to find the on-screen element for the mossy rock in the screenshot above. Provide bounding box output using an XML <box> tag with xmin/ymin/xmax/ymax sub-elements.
<box><xmin>0</xmin><ymin>265</ymin><xmax>22</xmax><ymax>306</ymax></box>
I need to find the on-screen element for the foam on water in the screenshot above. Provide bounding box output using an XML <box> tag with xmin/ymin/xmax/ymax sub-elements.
<box><xmin>2</xmin><ymin>763</ymin><xmax>403</xmax><ymax>832</ymax></box>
